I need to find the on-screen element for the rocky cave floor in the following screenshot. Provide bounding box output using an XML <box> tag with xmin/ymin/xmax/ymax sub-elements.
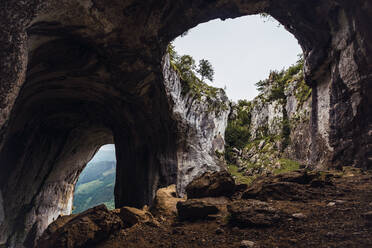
<box><xmin>38</xmin><ymin>168</ymin><xmax>372</xmax><ymax>248</ymax></box>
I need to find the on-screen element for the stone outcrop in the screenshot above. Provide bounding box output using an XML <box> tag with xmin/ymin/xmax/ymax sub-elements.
<box><xmin>163</xmin><ymin>55</ymin><xmax>230</xmax><ymax>195</ymax></box>
<box><xmin>36</xmin><ymin>205</ymin><xmax>123</xmax><ymax>248</ymax></box>
<box><xmin>241</xmin><ymin>170</ymin><xmax>333</xmax><ymax>201</ymax></box>
<box><xmin>0</xmin><ymin>0</ymin><xmax>371</xmax><ymax>247</ymax></box>
<box><xmin>185</xmin><ymin>171</ymin><xmax>236</xmax><ymax>199</ymax></box>
<box><xmin>118</xmin><ymin>206</ymin><xmax>158</xmax><ymax>228</ymax></box>
<box><xmin>151</xmin><ymin>185</ymin><xmax>185</xmax><ymax>217</ymax></box>
<box><xmin>177</xmin><ymin>199</ymin><xmax>220</xmax><ymax>221</ymax></box>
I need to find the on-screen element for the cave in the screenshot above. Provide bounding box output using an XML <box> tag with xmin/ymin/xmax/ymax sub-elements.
<box><xmin>0</xmin><ymin>1</ymin><xmax>371</xmax><ymax>247</ymax></box>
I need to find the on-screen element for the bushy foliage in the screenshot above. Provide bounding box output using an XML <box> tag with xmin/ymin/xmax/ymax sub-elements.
<box><xmin>197</xmin><ymin>59</ymin><xmax>214</xmax><ymax>82</ymax></box>
<box><xmin>167</xmin><ymin>43</ymin><xmax>228</xmax><ymax>115</ymax></box>
<box><xmin>225</xmin><ymin>100</ymin><xmax>252</xmax><ymax>163</ymax></box>
<box><xmin>255</xmin><ymin>54</ymin><xmax>305</xmax><ymax>101</ymax></box>
<box><xmin>167</xmin><ymin>43</ymin><xmax>178</xmax><ymax>64</ymax></box>
<box><xmin>225</xmin><ymin>55</ymin><xmax>308</xmax><ymax>165</ymax></box>
<box><xmin>167</xmin><ymin>43</ymin><xmax>214</xmax><ymax>85</ymax></box>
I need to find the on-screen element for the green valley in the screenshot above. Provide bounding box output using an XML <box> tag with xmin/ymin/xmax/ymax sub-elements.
<box><xmin>72</xmin><ymin>160</ymin><xmax>116</xmax><ymax>214</ymax></box>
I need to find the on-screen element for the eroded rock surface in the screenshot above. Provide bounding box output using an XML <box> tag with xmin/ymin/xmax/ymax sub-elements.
<box><xmin>241</xmin><ymin>171</ymin><xmax>333</xmax><ymax>201</ymax></box>
<box><xmin>151</xmin><ymin>185</ymin><xmax>185</xmax><ymax>218</ymax></box>
<box><xmin>36</xmin><ymin>205</ymin><xmax>123</xmax><ymax>248</ymax></box>
<box><xmin>118</xmin><ymin>206</ymin><xmax>158</xmax><ymax>228</ymax></box>
<box><xmin>185</xmin><ymin>171</ymin><xmax>236</xmax><ymax>199</ymax></box>
<box><xmin>177</xmin><ymin>199</ymin><xmax>220</xmax><ymax>221</ymax></box>
<box><xmin>163</xmin><ymin>55</ymin><xmax>230</xmax><ymax>195</ymax></box>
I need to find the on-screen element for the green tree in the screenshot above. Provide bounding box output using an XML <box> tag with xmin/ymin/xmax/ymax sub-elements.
<box><xmin>197</xmin><ymin>59</ymin><xmax>214</xmax><ymax>82</ymax></box>
<box><xmin>176</xmin><ymin>55</ymin><xmax>196</xmax><ymax>80</ymax></box>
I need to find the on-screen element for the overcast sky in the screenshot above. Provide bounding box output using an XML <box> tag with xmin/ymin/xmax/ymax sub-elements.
<box><xmin>173</xmin><ymin>15</ymin><xmax>302</xmax><ymax>102</ymax></box>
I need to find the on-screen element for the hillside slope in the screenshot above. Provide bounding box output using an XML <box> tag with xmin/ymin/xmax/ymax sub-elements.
<box><xmin>73</xmin><ymin>161</ymin><xmax>116</xmax><ymax>214</ymax></box>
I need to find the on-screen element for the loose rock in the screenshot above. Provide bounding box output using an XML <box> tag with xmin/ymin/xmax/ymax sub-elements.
<box><xmin>185</xmin><ymin>171</ymin><xmax>236</xmax><ymax>199</ymax></box>
<box><xmin>151</xmin><ymin>184</ymin><xmax>185</xmax><ymax>217</ymax></box>
<box><xmin>292</xmin><ymin>213</ymin><xmax>307</xmax><ymax>219</ymax></box>
<box><xmin>240</xmin><ymin>240</ymin><xmax>256</xmax><ymax>248</ymax></box>
<box><xmin>228</xmin><ymin>200</ymin><xmax>282</xmax><ymax>228</ymax></box>
<box><xmin>215</xmin><ymin>227</ymin><xmax>224</xmax><ymax>234</ymax></box>
<box><xmin>36</xmin><ymin>205</ymin><xmax>123</xmax><ymax>248</ymax></box>
<box><xmin>177</xmin><ymin>199</ymin><xmax>219</xmax><ymax>220</ymax></box>
<box><xmin>119</xmin><ymin>206</ymin><xmax>158</xmax><ymax>227</ymax></box>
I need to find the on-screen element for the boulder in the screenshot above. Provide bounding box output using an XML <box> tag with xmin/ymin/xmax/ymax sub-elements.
<box><xmin>228</xmin><ymin>200</ymin><xmax>282</xmax><ymax>228</ymax></box>
<box><xmin>185</xmin><ymin>170</ymin><xmax>236</xmax><ymax>199</ymax></box>
<box><xmin>118</xmin><ymin>206</ymin><xmax>158</xmax><ymax>228</ymax></box>
<box><xmin>177</xmin><ymin>199</ymin><xmax>219</xmax><ymax>221</ymax></box>
<box><xmin>151</xmin><ymin>185</ymin><xmax>185</xmax><ymax>217</ymax></box>
<box><xmin>242</xmin><ymin>170</ymin><xmax>332</xmax><ymax>201</ymax></box>
<box><xmin>36</xmin><ymin>205</ymin><xmax>123</xmax><ymax>248</ymax></box>
<box><xmin>240</xmin><ymin>240</ymin><xmax>256</xmax><ymax>248</ymax></box>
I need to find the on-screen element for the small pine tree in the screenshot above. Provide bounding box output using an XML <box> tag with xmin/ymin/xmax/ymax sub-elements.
<box><xmin>197</xmin><ymin>59</ymin><xmax>214</xmax><ymax>82</ymax></box>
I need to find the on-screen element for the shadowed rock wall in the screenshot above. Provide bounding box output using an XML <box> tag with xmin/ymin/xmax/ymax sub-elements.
<box><xmin>163</xmin><ymin>55</ymin><xmax>230</xmax><ymax>196</ymax></box>
<box><xmin>0</xmin><ymin>0</ymin><xmax>371</xmax><ymax>247</ymax></box>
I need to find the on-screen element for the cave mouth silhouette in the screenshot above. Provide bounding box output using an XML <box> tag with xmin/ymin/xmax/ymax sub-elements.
<box><xmin>0</xmin><ymin>1</ymin><xmax>371</xmax><ymax>247</ymax></box>
<box><xmin>0</xmin><ymin>15</ymin><xmax>315</xmax><ymax>248</ymax></box>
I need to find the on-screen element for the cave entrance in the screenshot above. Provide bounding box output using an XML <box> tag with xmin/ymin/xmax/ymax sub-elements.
<box><xmin>72</xmin><ymin>144</ymin><xmax>116</xmax><ymax>214</ymax></box>
<box><xmin>170</xmin><ymin>15</ymin><xmax>309</xmax><ymax>183</ymax></box>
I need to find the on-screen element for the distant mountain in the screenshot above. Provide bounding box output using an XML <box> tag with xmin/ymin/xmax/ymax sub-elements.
<box><xmin>73</xmin><ymin>161</ymin><xmax>116</xmax><ymax>214</ymax></box>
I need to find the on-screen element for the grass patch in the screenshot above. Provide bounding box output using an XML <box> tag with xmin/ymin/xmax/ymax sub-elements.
<box><xmin>273</xmin><ymin>158</ymin><xmax>300</xmax><ymax>175</ymax></box>
<box><xmin>75</xmin><ymin>180</ymin><xmax>103</xmax><ymax>195</ymax></box>
<box><xmin>227</xmin><ymin>164</ymin><xmax>255</xmax><ymax>185</ymax></box>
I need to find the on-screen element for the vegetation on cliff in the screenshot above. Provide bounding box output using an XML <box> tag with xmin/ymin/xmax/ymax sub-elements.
<box><xmin>167</xmin><ymin>44</ymin><xmax>229</xmax><ymax>115</ymax></box>
<box><xmin>225</xmin><ymin>56</ymin><xmax>311</xmax><ymax>184</ymax></box>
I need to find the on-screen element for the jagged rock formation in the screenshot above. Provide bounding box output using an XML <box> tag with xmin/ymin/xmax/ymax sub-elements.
<box><xmin>226</xmin><ymin>61</ymin><xmax>312</xmax><ymax>177</ymax></box>
<box><xmin>163</xmin><ymin>55</ymin><xmax>230</xmax><ymax>196</ymax></box>
<box><xmin>0</xmin><ymin>0</ymin><xmax>371</xmax><ymax>247</ymax></box>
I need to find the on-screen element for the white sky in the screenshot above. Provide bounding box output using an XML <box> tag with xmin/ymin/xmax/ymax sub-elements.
<box><xmin>89</xmin><ymin>144</ymin><xmax>116</xmax><ymax>162</ymax></box>
<box><xmin>173</xmin><ymin>15</ymin><xmax>302</xmax><ymax>101</ymax></box>
<box><xmin>100</xmin><ymin>144</ymin><xmax>115</xmax><ymax>151</ymax></box>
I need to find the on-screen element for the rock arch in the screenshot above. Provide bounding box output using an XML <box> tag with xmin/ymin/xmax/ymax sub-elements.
<box><xmin>0</xmin><ymin>0</ymin><xmax>371</xmax><ymax>247</ymax></box>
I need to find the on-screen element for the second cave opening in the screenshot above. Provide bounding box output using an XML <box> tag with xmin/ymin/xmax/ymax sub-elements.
<box><xmin>72</xmin><ymin>144</ymin><xmax>117</xmax><ymax>214</ymax></box>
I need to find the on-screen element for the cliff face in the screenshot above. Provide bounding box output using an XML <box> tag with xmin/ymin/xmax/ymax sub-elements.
<box><xmin>163</xmin><ymin>55</ymin><xmax>230</xmax><ymax>196</ymax></box>
<box><xmin>226</xmin><ymin>61</ymin><xmax>312</xmax><ymax>180</ymax></box>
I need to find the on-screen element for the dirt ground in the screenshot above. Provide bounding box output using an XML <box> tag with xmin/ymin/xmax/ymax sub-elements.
<box><xmin>96</xmin><ymin>170</ymin><xmax>372</xmax><ymax>248</ymax></box>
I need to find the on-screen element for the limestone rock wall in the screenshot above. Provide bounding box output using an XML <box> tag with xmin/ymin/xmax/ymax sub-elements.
<box><xmin>227</xmin><ymin>67</ymin><xmax>312</xmax><ymax>172</ymax></box>
<box><xmin>163</xmin><ymin>55</ymin><xmax>230</xmax><ymax>196</ymax></box>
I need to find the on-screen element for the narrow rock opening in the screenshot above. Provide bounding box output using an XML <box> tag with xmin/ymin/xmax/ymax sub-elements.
<box><xmin>72</xmin><ymin>144</ymin><xmax>116</xmax><ymax>214</ymax></box>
